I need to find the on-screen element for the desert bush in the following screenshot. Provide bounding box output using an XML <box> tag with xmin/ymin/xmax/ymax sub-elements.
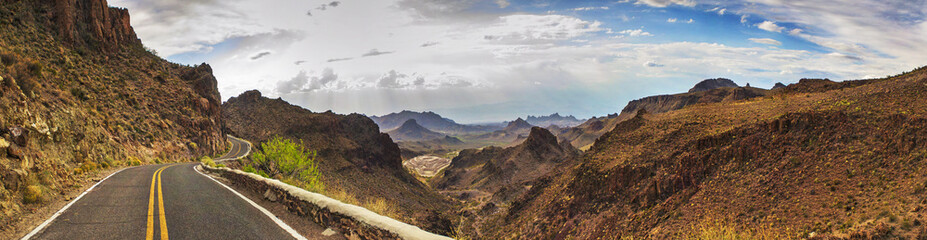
<box><xmin>201</xmin><ymin>156</ymin><xmax>216</xmax><ymax>167</ymax></box>
<box><xmin>0</xmin><ymin>52</ymin><xmax>16</xmax><ymax>66</ymax></box>
<box><xmin>252</xmin><ymin>136</ymin><xmax>323</xmax><ymax>192</ymax></box>
<box><xmin>22</xmin><ymin>185</ymin><xmax>44</xmax><ymax>203</ymax></box>
<box><xmin>16</xmin><ymin>76</ymin><xmax>38</xmax><ymax>96</ymax></box>
<box><xmin>128</xmin><ymin>156</ymin><xmax>142</xmax><ymax>166</ymax></box>
<box><xmin>70</xmin><ymin>87</ymin><xmax>88</xmax><ymax>101</ymax></box>
<box><xmin>27</xmin><ymin>61</ymin><xmax>43</xmax><ymax>76</ymax></box>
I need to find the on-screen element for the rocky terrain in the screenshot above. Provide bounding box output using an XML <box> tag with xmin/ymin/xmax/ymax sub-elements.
<box><xmin>477</xmin><ymin>66</ymin><xmax>927</xmax><ymax>239</ymax></box>
<box><xmin>402</xmin><ymin>155</ymin><xmax>451</xmax><ymax>177</ymax></box>
<box><xmin>386</xmin><ymin>119</ymin><xmax>446</xmax><ymax>142</ymax></box>
<box><xmin>557</xmin><ymin>78</ymin><xmax>768</xmax><ymax>150</ymax></box>
<box><xmin>0</xmin><ymin>0</ymin><xmax>224</xmax><ymax>230</ymax></box>
<box><xmin>221</xmin><ymin>90</ymin><xmax>457</xmax><ymax>235</ymax></box>
<box><xmin>432</xmin><ymin>127</ymin><xmax>581</xmax><ymax>237</ymax></box>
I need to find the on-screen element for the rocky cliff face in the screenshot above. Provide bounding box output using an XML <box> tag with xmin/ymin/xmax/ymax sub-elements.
<box><xmin>0</xmin><ymin>0</ymin><xmax>225</xmax><ymax>232</ymax></box>
<box><xmin>49</xmin><ymin>0</ymin><xmax>140</xmax><ymax>51</ymax></box>
<box><xmin>622</xmin><ymin>84</ymin><xmax>767</xmax><ymax>115</ymax></box>
<box><xmin>222</xmin><ymin>90</ymin><xmax>456</xmax><ymax>234</ymax></box>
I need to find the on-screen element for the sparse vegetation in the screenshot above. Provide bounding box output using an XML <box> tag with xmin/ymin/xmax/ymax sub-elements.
<box><xmin>201</xmin><ymin>156</ymin><xmax>216</xmax><ymax>168</ymax></box>
<box><xmin>249</xmin><ymin>137</ymin><xmax>324</xmax><ymax>192</ymax></box>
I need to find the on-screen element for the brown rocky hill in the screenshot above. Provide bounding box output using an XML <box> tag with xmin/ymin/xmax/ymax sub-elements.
<box><xmin>479</xmin><ymin>66</ymin><xmax>927</xmax><ymax>239</ymax></box>
<box><xmin>432</xmin><ymin>127</ymin><xmax>581</xmax><ymax>237</ymax></box>
<box><xmin>558</xmin><ymin>79</ymin><xmax>768</xmax><ymax>150</ymax></box>
<box><xmin>0</xmin><ymin>0</ymin><xmax>225</xmax><ymax>231</ymax></box>
<box><xmin>221</xmin><ymin>90</ymin><xmax>456</xmax><ymax>235</ymax></box>
<box><xmin>434</xmin><ymin>127</ymin><xmax>579</xmax><ymax>194</ymax></box>
<box><xmin>688</xmin><ymin>78</ymin><xmax>738</xmax><ymax>93</ymax></box>
<box><xmin>387</xmin><ymin>119</ymin><xmax>446</xmax><ymax>142</ymax></box>
<box><xmin>471</xmin><ymin>118</ymin><xmax>535</xmax><ymax>144</ymax></box>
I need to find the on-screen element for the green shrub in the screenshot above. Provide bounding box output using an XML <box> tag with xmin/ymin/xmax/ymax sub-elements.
<box><xmin>27</xmin><ymin>61</ymin><xmax>43</xmax><ymax>76</ymax></box>
<box><xmin>252</xmin><ymin>136</ymin><xmax>323</xmax><ymax>192</ymax></box>
<box><xmin>242</xmin><ymin>165</ymin><xmax>256</xmax><ymax>173</ymax></box>
<box><xmin>23</xmin><ymin>185</ymin><xmax>44</xmax><ymax>203</ymax></box>
<box><xmin>201</xmin><ymin>156</ymin><xmax>216</xmax><ymax>167</ymax></box>
<box><xmin>0</xmin><ymin>52</ymin><xmax>16</xmax><ymax>66</ymax></box>
<box><xmin>16</xmin><ymin>76</ymin><xmax>38</xmax><ymax>96</ymax></box>
<box><xmin>70</xmin><ymin>87</ymin><xmax>88</xmax><ymax>101</ymax></box>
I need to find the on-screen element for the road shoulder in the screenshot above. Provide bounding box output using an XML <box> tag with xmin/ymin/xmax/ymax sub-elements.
<box><xmin>0</xmin><ymin>167</ymin><xmax>126</xmax><ymax>239</ymax></box>
<box><xmin>198</xmin><ymin>166</ymin><xmax>345</xmax><ymax>240</ymax></box>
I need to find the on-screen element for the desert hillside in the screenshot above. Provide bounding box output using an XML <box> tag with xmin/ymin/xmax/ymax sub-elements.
<box><xmin>480</xmin><ymin>66</ymin><xmax>927</xmax><ymax>239</ymax></box>
<box><xmin>0</xmin><ymin>0</ymin><xmax>226</xmax><ymax>229</ymax></box>
<box><xmin>221</xmin><ymin>90</ymin><xmax>458</xmax><ymax>235</ymax></box>
<box><xmin>558</xmin><ymin>78</ymin><xmax>768</xmax><ymax>150</ymax></box>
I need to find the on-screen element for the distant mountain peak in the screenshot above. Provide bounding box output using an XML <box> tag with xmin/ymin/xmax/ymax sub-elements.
<box><xmin>387</xmin><ymin>118</ymin><xmax>444</xmax><ymax>141</ymax></box>
<box><xmin>688</xmin><ymin>78</ymin><xmax>739</xmax><ymax>93</ymax></box>
<box><xmin>524</xmin><ymin>127</ymin><xmax>558</xmax><ymax>148</ymax></box>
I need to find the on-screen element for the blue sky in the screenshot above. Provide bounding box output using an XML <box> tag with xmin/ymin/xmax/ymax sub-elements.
<box><xmin>110</xmin><ymin>0</ymin><xmax>926</xmax><ymax>123</ymax></box>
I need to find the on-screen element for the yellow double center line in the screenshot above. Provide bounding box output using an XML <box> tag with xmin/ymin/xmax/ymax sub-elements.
<box><xmin>147</xmin><ymin>165</ymin><xmax>171</xmax><ymax>240</ymax></box>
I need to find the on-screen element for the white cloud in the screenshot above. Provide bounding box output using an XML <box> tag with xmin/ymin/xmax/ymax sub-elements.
<box><xmin>644</xmin><ymin>61</ymin><xmax>664</xmax><ymax>67</ymax></box>
<box><xmin>757</xmin><ymin>21</ymin><xmax>785</xmax><ymax>32</ymax></box>
<box><xmin>573</xmin><ymin>6</ymin><xmax>609</xmax><ymax>11</ymax></box>
<box><xmin>687</xmin><ymin>19</ymin><xmax>694</xmax><ymax>23</ymax></box>
<box><xmin>749</xmin><ymin>38</ymin><xmax>782</xmax><ymax>46</ymax></box>
<box><xmin>377</xmin><ymin>70</ymin><xmax>407</xmax><ymax>89</ymax></box>
<box><xmin>495</xmin><ymin>0</ymin><xmax>510</xmax><ymax>8</ymax></box>
<box><xmin>481</xmin><ymin>15</ymin><xmax>605</xmax><ymax>43</ymax></box>
<box><xmin>717</xmin><ymin>8</ymin><xmax>726</xmax><ymax>15</ymax></box>
<box><xmin>667</xmin><ymin>18</ymin><xmax>677</xmax><ymax>23</ymax></box>
<box><xmin>733</xmin><ymin>0</ymin><xmax>927</xmax><ymax>74</ymax></box>
<box><xmin>618</xmin><ymin>28</ymin><xmax>653</xmax><ymax>37</ymax></box>
<box><xmin>740</xmin><ymin>15</ymin><xmax>748</xmax><ymax>23</ymax></box>
<box><xmin>635</xmin><ymin>0</ymin><xmax>696</xmax><ymax>8</ymax></box>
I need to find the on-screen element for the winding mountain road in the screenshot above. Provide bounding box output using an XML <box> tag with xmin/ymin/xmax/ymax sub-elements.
<box><xmin>22</xmin><ymin>136</ymin><xmax>308</xmax><ymax>240</ymax></box>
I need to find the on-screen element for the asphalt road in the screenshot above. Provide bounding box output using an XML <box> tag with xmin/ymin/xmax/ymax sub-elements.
<box><xmin>24</xmin><ymin>136</ymin><xmax>302</xmax><ymax>240</ymax></box>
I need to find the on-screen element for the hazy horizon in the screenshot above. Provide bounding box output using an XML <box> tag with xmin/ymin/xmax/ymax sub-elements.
<box><xmin>110</xmin><ymin>0</ymin><xmax>927</xmax><ymax>123</ymax></box>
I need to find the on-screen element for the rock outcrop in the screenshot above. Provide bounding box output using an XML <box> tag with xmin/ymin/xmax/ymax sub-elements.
<box><xmin>433</xmin><ymin>127</ymin><xmax>580</xmax><ymax>195</ymax></box>
<box><xmin>50</xmin><ymin>0</ymin><xmax>141</xmax><ymax>51</ymax></box>
<box><xmin>772</xmin><ymin>82</ymin><xmax>787</xmax><ymax>89</ymax></box>
<box><xmin>688</xmin><ymin>78</ymin><xmax>738</xmax><ymax>93</ymax></box>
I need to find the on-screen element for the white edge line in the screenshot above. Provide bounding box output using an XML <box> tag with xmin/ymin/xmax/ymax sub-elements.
<box><xmin>21</xmin><ymin>167</ymin><xmax>131</xmax><ymax>240</ymax></box>
<box><xmin>217</xmin><ymin>135</ymin><xmax>251</xmax><ymax>163</ymax></box>
<box><xmin>193</xmin><ymin>165</ymin><xmax>308</xmax><ymax>240</ymax></box>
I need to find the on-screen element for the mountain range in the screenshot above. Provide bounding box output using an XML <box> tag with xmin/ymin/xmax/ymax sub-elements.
<box><xmin>369</xmin><ymin>110</ymin><xmax>496</xmax><ymax>134</ymax></box>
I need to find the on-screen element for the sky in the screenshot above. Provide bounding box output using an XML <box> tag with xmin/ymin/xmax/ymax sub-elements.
<box><xmin>109</xmin><ymin>0</ymin><xmax>927</xmax><ymax>123</ymax></box>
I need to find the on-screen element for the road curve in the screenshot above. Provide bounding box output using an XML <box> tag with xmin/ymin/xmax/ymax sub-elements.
<box><xmin>24</xmin><ymin>136</ymin><xmax>302</xmax><ymax>240</ymax></box>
